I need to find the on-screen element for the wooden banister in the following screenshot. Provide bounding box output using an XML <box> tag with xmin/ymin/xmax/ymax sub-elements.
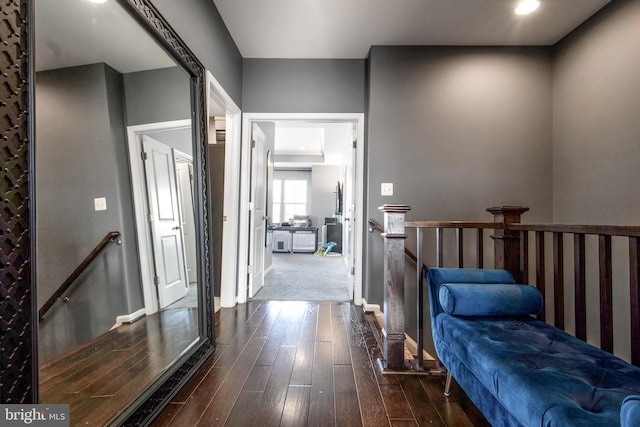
<box><xmin>39</xmin><ymin>231</ymin><xmax>121</xmax><ymax>321</ymax></box>
<box><xmin>375</xmin><ymin>204</ymin><xmax>640</xmax><ymax>374</ymax></box>
<box><xmin>378</xmin><ymin>204</ymin><xmax>411</xmax><ymax>370</ymax></box>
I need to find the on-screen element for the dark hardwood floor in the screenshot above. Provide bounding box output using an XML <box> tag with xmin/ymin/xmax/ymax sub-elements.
<box><xmin>39</xmin><ymin>308</ymin><xmax>198</xmax><ymax>426</ymax></box>
<box><xmin>152</xmin><ymin>301</ymin><xmax>489</xmax><ymax>426</ymax></box>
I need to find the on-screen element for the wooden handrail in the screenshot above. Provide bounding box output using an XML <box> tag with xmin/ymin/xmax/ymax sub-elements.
<box><xmin>39</xmin><ymin>231</ymin><xmax>121</xmax><ymax>321</ymax></box>
<box><xmin>508</xmin><ymin>223</ymin><xmax>640</xmax><ymax>237</ymax></box>
<box><xmin>405</xmin><ymin>220</ymin><xmax>501</xmax><ymax>229</ymax></box>
<box><xmin>368</xmin><ymin>218</ymin><xmax>384</xmax><ymax>234</ymax></box>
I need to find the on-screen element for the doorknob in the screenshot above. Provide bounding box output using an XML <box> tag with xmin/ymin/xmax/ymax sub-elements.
<box><xmin>172</xmin><ymin>225</ymin><xmax>181</xmax><ymax>230</ymax></box>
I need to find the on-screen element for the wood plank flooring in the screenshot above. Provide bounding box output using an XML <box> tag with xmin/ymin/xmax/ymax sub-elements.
<box><xmin>152</xmin><ymin>301</ymin><xmax>489</xmax><ymax>426</ymax></box>
<box><xmin>39</xmin><ymin>308</ymin><xmax>198</xmax><ymax>426</ymax></box>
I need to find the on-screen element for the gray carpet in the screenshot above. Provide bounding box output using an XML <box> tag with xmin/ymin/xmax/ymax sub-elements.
<box><xmin>252</xmin><ymin>253</ymin><xmax>350</xmax><ymax>301</ymax></box>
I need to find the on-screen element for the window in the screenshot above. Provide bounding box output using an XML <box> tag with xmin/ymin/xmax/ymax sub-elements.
<box><xmin>272</xmin><ymin>178</ymin><xmax>308</xmax><ymax>224</ymax></box>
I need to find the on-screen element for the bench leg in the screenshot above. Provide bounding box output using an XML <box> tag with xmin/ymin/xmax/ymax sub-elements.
<box><xmin>444</xmin><ymin>371</ymin><xmax>452</xmax><ymax>396</ymax></box>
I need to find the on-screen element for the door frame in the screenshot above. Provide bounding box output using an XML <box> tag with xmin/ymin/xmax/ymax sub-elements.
<box><xmin>207</xmin><ymin>71</ymin><xmax>242</xmax><ymax>309</ymax></box>
<box><xmin>235</xmin><ymin>113</ymin><xmax>366</xmax><ymax>305</ymax></box>
<box><xmin>127</xmin><ymin>120</ymin><xmax>192</xmax><ymax>315</ymax></box>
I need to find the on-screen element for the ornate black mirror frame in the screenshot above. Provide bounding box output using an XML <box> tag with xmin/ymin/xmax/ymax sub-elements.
<box><xmin>0</xmin><ymin>0</ymin><xmax>214</xmax><ymax>423</ymax></box>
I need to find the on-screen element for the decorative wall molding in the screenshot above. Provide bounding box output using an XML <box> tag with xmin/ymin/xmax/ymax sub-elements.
<box><xmin>0</xmin><ymin>0</ymin><xmax>36</xmax><ymax>404</ymax></box>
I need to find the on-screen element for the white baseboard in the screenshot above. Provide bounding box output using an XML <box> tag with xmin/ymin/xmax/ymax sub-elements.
<box><xmin>111</xmin><ymin>308</ymin><xmax>146</xmax><ymax>330</ymax></box>
<box><xmin>361</xmin><ymin>299</ymin><xmax>381</xmax><ymax>314</ymax></box>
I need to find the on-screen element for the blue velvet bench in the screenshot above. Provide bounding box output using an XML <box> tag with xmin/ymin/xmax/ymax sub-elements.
<box><xmin>426</xmin><ymin>267</ymin><xmax>640</xmax><ymax>427</ymax></box>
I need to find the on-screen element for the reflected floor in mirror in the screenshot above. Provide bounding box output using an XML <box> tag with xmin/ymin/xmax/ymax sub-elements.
<box><xmin>39</xmin><ymin>308</ymin><xmax>198</xmax><ymax>426</ymax></box>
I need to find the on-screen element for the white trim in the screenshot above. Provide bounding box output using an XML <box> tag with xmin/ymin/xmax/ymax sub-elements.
<box><xmin>111</xmin><ymin>308</ymin><xmax>147</xmax><ymax>330</ymax></box>
<box><xmin>361</xmin><ymin>300</ymin><xmax>381</xmax><ymax>314</ymax></box>
<box><xmin>206</xmin><ymin>71</ymin><xmax>242</xmax><ymax>308</ymax></box>
<box><xmin>127</xmin><ymin>119</ymin><xmax>192</xmax><ymax>316</ymax></box>
<box><xmin>235</xmin><ymin>113</ymin><xmax>366</xmax><ymax>306</ymax></box>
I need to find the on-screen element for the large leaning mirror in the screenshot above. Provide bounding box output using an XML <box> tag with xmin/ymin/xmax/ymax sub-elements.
<box><xmin>33</xmin><ymin>0</ymin><xmax>213</xmax><ymax>424</ymax></box>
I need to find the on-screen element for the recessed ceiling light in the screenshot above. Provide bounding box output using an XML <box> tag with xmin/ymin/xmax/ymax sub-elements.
<box><xmin>515</xmin><ymin>0</ymin><xmax>540</xmax><ymax>15</ymax></box>
<box><xmin>88</xmin><ymin>0</ymin><xmax>109</xmax><ymax>4</ymax></box>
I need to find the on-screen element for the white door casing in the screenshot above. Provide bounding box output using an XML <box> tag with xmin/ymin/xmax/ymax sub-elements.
<box><xmin>248</xmin><ymin>125</ymin><xmax>267</xmax><ymax>298</ymax></box>
<box><xmin>142</xmin><ymin>135</ymin><xmax>189</xmax><ymax>308</ymax></box>
<box><xmin>206</xmin><ymin>71</ymin><xmax>242</xmax><ymax>308</ymax></box>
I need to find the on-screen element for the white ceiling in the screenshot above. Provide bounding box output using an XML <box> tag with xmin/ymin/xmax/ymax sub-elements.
<box><xmin>274</xmin><ymin>121</ymin><xmax>353</xmax><ymax>168</ymax></box>
<box><xmin>35</xmin><ymin>0</ymin><xmax>175</xmax><ymax>73</ymax></box>
<box><xmin>213</xmin><ymin>0</ymin><xmax>612</xmax><ymax>59</ymax></box>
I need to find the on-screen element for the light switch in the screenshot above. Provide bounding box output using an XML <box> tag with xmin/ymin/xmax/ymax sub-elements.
<box><xmin>94</xmin><ymin>197</ymin><xmax>107</xmax><ymax>211</ymax></box>
<box><xmin>381</xmin><ymin>183</ymin><xmax>393</xmax><ymax>196</ymax></box>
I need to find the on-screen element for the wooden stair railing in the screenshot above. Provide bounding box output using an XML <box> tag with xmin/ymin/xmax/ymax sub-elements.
<box><xmin>374</xmin><ymin>204</ymin><xmax>640</xmax><ymax>374</ymax></box>
<box><xmin>506</xmin><ymin>222</ymin><xmax>640</xmax><ymax>365</ymax></box>
<box><xmin>39</xmin><ymin>231</ymin><xmax>122</xmax><ymax>321</ymax></box>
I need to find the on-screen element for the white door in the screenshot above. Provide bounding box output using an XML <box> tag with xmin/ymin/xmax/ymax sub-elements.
<box><xmin>175</xmin><ymin>157</ymin><xmax>197</xmax><ymax>284</ymax></box>
<box><xmin>345</xmin><ymin>126</ymin><xmax>357</xmax><ymax>300</ymax></box>
<box><xmin>142</xmin><ymin>135</ymin><xmax>189</xmax><ymax>308</ymax></box>
<box><xmin>248</xmin><ymin>125</ymin><xmax>267</xmax><ymax>298</ymax></box>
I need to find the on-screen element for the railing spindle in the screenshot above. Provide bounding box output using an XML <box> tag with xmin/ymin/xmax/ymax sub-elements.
<box><xmin>477</xmin><ymin>229</ymin><xmax>484</xmax><ymax>268</ymax></box>
<box><xmin>436</xmin><ymin>227</ymin><xmax>444</xmax><ymax>267</ymax></box>
<box><xmin>553</xmin><ymin>232</ymin><xmax>565</xmax><ymax>330</ymax></box>
<box><xmin>599</xmin><ymin>235</ymin><xmax>613</xmax><ymax>353</ymax></box>
<box><xmin>536</xmin><ymin>231</ymin><xmax>546</xmax><ymax>322</ymax></box>
<box><xmin>574</xmin><ymin>234</ymin><xmax>586</xmax><ymax>341</ymax></box>
<box><xmin>456</xmin><ymin>228</ymin><xmax>464</xmax><ymax>268</ymax></box>
<box><xmin>630</xmin><ymin>236</ymin><xmax>640</xmax><ymax>366</ymax></box>
<box><xmin>521</xmin><ymin>231</ymin><xmax>529</xmax><ymax>284</ymax></box>
<box><xmin>416</xmin><ymin>227</ymin><xmax>424</xmax><ymax>370</ymax></box>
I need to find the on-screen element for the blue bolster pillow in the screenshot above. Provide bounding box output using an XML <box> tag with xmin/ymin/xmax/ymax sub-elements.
<box><xmin>622</xmin><ymin>395</ymin><xmax>640</xmax><ymax>427</ymax></box>
<box><xmin>438</xmin><ymin>283</ymin><xmax>543</xmax><ymax>316</ymax></box>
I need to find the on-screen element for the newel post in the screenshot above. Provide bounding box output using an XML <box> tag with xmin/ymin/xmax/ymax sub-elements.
<box><xmin>487</xmin><ymin>206</ymin><xmax>529</xmax><ymax>283</ymax></box>
<box><xmin>379</xmin><ymin>204</ymin><xmax>411</xmax><ymax>370</ymax></box>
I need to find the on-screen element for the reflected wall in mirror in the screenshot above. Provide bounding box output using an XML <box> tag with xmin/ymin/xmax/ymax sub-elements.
<box><xmin>33</xmin><ymin>0</ymin><xmax>213</xmax><ymax>424</ymax></box>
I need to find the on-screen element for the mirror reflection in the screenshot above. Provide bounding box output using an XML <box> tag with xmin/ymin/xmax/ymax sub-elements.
<box><xmin>35</xmin><ymin>0</ymin><xmax>200</xmax><ymax>423</ymax></box>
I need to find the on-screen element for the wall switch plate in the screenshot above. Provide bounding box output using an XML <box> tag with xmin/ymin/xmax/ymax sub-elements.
<box><xmin>381</xmin><ymin>183</ymin><xmax>393</xmax><ymax>196</ymax></box>
<box><xmin>94</xmin><ymin>197</ymin><xmax>107</xmax><ymax>211</ymax></box>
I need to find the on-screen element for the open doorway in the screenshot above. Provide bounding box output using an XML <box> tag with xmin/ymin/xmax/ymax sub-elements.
<box><xmin>236</xmin><ymin>114</ymin><xmax>365</xmax><ymax>305</ymax></box>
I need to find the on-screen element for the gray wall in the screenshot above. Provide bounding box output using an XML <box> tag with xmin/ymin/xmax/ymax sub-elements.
<box><xmin>36</xmin><ymin>64</ymin><xmax>142</xmax><ymax>362</ymax></box>
<box><xmin>552</xmin><ymin>0</ymin><xmax>640</xmax><ymax>361</ymax></box>
<box><xmin>242</xmin><ymin>59</ymin><xmax>366</xmax><ymax>113</ymax></box>
<box><xmin>311</xmin><ymin>165</ymin><xmax>341</xmax><ymax>227</ymax></box>
<box><xmin>123</xmin><ymin>66</ymin><xmax>191</xmax><ymax>127</ymax></box>
<box><xmin>150</xmin><ymin>0</ymin><xmax>243</xmax><ymax>107</ymax></box>
<box><xmin>365</xmin><ymin>46</ymin><xmax>554</xmax><ymax>318</ymax></box>
<box><xmin>553</xmin><ymin>0</ymin><xmax>640</xmax><ymax>225</ymax></box>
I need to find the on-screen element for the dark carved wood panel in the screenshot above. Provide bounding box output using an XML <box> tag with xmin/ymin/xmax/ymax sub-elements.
<box><xmin>0</xmin><ymin>0</ymin><xmax>35</xmax><ymax>404</ymax></box>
